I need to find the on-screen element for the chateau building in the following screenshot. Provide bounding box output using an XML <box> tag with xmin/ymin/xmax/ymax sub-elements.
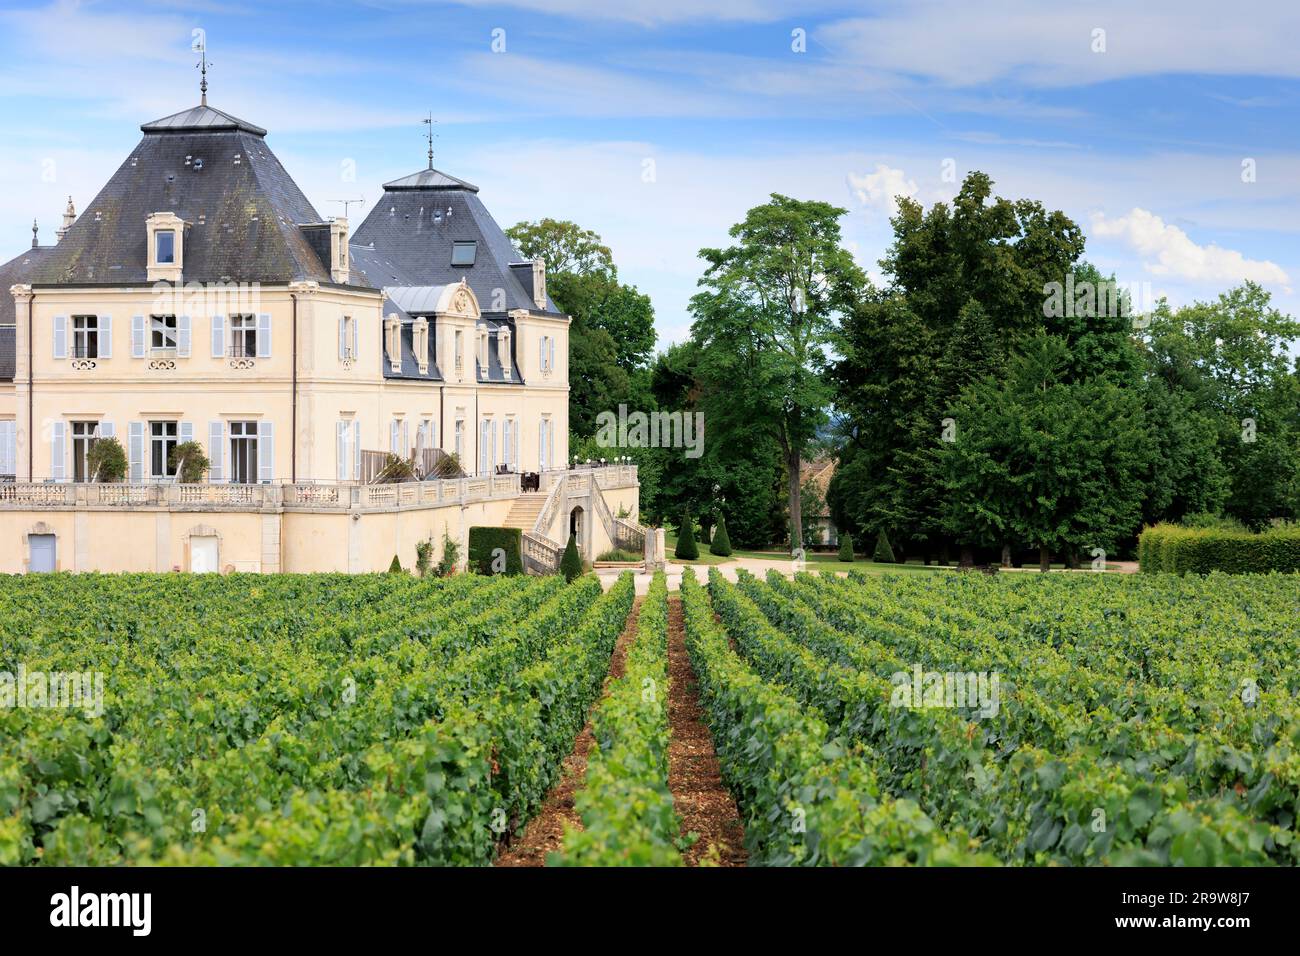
<box><xmin>0</xmin><ymin>95</ymin><xmax>640</xmax><ymax>573</ymax></box>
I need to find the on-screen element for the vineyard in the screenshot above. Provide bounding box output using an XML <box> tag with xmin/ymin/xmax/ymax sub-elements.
<box><xmin>2</xmin><ymin>566</ymin><xmax>1298</xmax><ymax>866</ymax></box>
<box><xmin>0</xmin><ymin>571</ymin><xmax>634</xmax><ymax>865</ymax></box>
<box><xmin>685</xmin><ymin>566</ymin><xmax>1300</xmax><ymax>866</ymax></box>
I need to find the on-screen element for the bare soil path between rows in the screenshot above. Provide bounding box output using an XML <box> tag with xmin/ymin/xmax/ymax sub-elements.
<box><xmin>494</xmin><ymin>596</ymin><xmax>645</xmax><ymax>867</ymax></box>
<box><xmin>666</xmin><ymin>595</ymin><xmax>747</xmax><ymax>866</ymax></box>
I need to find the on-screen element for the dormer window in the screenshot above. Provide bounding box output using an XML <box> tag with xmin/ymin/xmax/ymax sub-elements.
<box><xmin>146</xmin><ymin>211</ymin><xmax>185</xmax><ymax>282</ymax></box>
<box><xmin>155</xmin><ymin>230</ymin><xmax>176</xmax><ymax>264</ymax></box>
<box><xmin>451</xmin><ymin>241</ymin><xmax>477</xmax><ymax>267</ymax></box>
<box><xmin>498</xmin><ymin>328</ymin><xmax>511</xmax><ymax>379</ymax></box>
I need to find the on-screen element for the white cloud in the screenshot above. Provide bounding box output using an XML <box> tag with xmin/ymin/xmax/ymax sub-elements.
<box><xmin>846</xmin><ymin>164</ymin><xmax>917</xmax><ymax>219</ymax></box>
<box><xmin>819</xmin><ymin>0</ymin><xmax>1300</xmax><ymax>88</ymax></box>
<box><xmin>1090</xmin><ymin>208</ymin><xmax>1291</xmax><ymax>290</ymax></box>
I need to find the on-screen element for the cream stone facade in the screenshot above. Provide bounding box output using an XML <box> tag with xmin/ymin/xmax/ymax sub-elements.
<box><xmin>0</xmin><ymin>95</ymin><xmax>640</xmax><ymax>574</ymax></box>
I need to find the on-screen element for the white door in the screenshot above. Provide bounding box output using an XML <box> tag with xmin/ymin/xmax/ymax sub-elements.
<box><xmin>191</xmin><ymin>535</ymin><xmax>219</xmax><ymax>573</ymax></box>
<box><xmin>29</xmin><ymin>534</ymin><xmax>56</xmax><ymax>573</ymax></box>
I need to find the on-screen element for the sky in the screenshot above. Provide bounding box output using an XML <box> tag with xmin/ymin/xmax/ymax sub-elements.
<box><xmin>1</xmin><ymin>0</ymin><xmax>1298</xmax><ymax>347</ymax></box>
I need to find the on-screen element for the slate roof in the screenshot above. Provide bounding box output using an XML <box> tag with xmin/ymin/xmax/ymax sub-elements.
<box><xmin>2</xmin><ymin>101</ymin><xmax>375</xmax><ymax>292</ymax></box>
<box><xmin>351</xmin><ymin>168</ymin><xmax>561</xmax><ymax>317</ymax></box>
<box><xmin>0</xmin><ymin>324</ymin><xmax>14</xmax><ymax>381</ymax></box>
<box><xmin>382</xmin><ymin>168</ymin><xmax>478</xmax><ymax>192</ymax></box>
<box><xmin>140</xmin><ymin>104</ymin><xmax>267</xmax><ymax>136</ymax></box>
<box><xmin>0</xmin><ymin>245</ymin><xmax>56</xmax><ymax>325</ymax></box>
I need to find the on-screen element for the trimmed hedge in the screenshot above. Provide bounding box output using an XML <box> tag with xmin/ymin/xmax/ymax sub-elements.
<box><xmin>1139</xmin><ymin>523</ymin><xmax>1300</xmax><ymax>574</ymax></box>
<box><xmin>468</xmin><ymin>527</ymin><xmax>525</xmax><ymax>575</ymax></box>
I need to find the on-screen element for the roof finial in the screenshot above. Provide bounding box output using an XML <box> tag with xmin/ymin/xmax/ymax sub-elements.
<box><xmin>423</xmin><ymin>112</ymin><xmax>435</xmax><ymax>170</ymax></box>
<box><xmin>31</xmin><ymin>218</ymin><xmax>38</xmax><ymax>249</ymax></box>
<box><xmin>197</xmin><ymin>40</ymin><xmax>209</xmax><ymax>105</ymax></box>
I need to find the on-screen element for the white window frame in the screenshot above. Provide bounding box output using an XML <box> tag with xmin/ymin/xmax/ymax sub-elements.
<box><xmin>150</xmin><ymin>314</ymin><xmax>178</xmax><ymax>353</ymax></box>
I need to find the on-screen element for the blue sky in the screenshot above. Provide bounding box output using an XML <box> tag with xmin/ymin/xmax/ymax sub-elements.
<box><xmin>1</xmin><ymin>0</ymin><xmax>1298</xmax><ymax>346</ymax></box>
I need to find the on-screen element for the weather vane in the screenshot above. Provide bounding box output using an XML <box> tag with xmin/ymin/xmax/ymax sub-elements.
<box><xmin>423</xmin><ymin>113</ymin><xmax>436</xmax><ymax>169</ymax></box>
<box><xmin>196</xmin><ymin>39</ymin><xmax>210</xmax><ymax>105</ymax></box>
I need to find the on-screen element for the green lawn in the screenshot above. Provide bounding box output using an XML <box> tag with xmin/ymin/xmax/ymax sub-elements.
<box><xmin>663</xmin><ymin>533</ymin><xmax>945</xmax><ymax>573</ymax></box>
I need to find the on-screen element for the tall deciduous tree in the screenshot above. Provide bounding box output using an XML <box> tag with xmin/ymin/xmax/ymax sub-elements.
<box><xmin>690</xmin><ymin>194</ymin><xmax>866</xmax><ymax>552</ymax></box>
<box><xmin>506</xmin><ymin>218</ymin><xmax>658</xmax><ymax>438</ymax></box>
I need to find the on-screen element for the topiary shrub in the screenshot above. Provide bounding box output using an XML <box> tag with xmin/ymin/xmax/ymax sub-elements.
<box><xmin>560</xmin><ymin>532</ymin><xmax>583</xmax><ymax>581</ymax></box>
<box><xmin>169</xmin><ymin>441</ymin><xmax>210</xmax><ymax>484</ymax></box>
<box><xmin>710</xmin><ymin>513</ymin><xmax>732</xmax><ymax>557</ymax></box>
<box><xmin>86</xmin><ymin>437</ymin><xmax>128</xmax><ymax>482</ymax></box>
<box><xmin>872</xmin><ymin>530</ymin><xmax>895</xmax><ymax>564</ymax></box>
<box><xmin>675</xmin><ymin>514</ymin><xmax>699</xmax><ymax>560</ymax></box>
<box><xmin>839</xmin><ymin>532</ymin><xmax>856</xmax><ymax>562</ymax></box>
<box><xmin>388</xmin><ymin>555</ymin><xmax>403</xmax><ymax>573</ymax></box>
<box><xmin>468</xmin><ymin>526</ymin><xmax>524</xmax><ymax>575</ymax></box>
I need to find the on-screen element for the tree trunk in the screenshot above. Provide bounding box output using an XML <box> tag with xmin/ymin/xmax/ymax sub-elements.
<box><xmin>959</xmin><ymin>546</ymin><xmax>974</xmax><ymax>568</ymax></box>
<box><xmin>939</xmin><ymin>543</ymin><xmax>950</xmax><ymax>567</ymax></box>
<box><xmin>1039</xmin><ymin>544</ymin><xmax>1051</xmax><ymax>573</ymax></box>
<box><xmin>787</xmin><ymin>448</ymin><xmax>803</xmax><ymax>554</ymax></box>
<box><xmin>1066</xmin><ymin>547</ymin><xmax>1080</xmax><ymax>570</ymax></box>
<box><xmin>1000</xmin><ymin>542</ymin><xmax>1012</xmax><ymax>568</ymax></box>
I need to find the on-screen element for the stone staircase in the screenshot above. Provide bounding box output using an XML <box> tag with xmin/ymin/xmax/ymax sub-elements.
<box><xmin>503</xmin><ymin>493</ymin><xmax>547</xmax><ymax>532</ymax></box>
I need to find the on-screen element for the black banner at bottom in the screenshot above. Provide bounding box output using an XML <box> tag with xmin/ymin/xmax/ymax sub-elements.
<box><xmin>0</xmin><ymin>865</ymin><xmax>1288</xmax><ymax>942</ymax></box>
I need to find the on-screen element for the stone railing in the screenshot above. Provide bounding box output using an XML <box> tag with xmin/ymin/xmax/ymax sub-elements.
<box><xmin>522</xmin><ymin>530</ymin><xmax>564</xmax><ymax>575</ymax></box>
<box><xmin>533</xmin><ymin>475</ymin><xmax>567</xmax><ymax>540</ymax></box>
<box><xmin>589</xmin><ymin>477</ymin><xmax>646</xmax><ymax>553</ymax></box>
<box><xmin>0</xmin><ymin>468</ymin><xmax>634</xmax><ymax>515</ymax></box>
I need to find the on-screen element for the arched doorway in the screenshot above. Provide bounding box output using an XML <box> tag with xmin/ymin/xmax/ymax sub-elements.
<box><xmin>569</xmin><ymin>506</ymin><xmax>585</xmax><ymax>554</ymax></box>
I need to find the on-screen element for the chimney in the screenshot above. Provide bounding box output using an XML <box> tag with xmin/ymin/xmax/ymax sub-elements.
<box><xmin>56</xmin><ymin>196</ymin><xmax>76</xmax><ymax>243</ymax></box>
<box><xmin>531</xmin><ymin>258</ymin><xmax>547</xmax><ymax>311</ymax></box>
<box><xmin>31</xmin><ymin>219</ymin><xmax>38</xmax><ymax>249</ymax></box>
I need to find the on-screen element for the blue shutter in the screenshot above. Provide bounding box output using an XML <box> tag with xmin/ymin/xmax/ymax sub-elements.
<box><xmin>129</xmin><ymin>422</ymin><xmax>144</xmax><ymax>481</ymax></box>
<box><xmin>178</xmin><ymin>315</ymin><xmax>192</xmax><ymax>357</ymax></box>
<box><xmin>53</xmin><ymin>315</ymin><xmax>67</xmax><ymax>359</ymax></box>
<box><xmin>338</xmin><ymin>317</ymin><xmax>346</xmax><ymax>360</ymax></box>
<box><xmin>131</xmin><ymin>316</ymin><xmax>146</xmax><ymax>358</ymax></box>
<box><xmin>0</xmin><ymin>421</ymin><xmax>15</xmax><ymax>477</ymax></box>
<box><xmin>180</xmin><ymin>420</ymin><xmax>193</xmax><ymax>446</ymax></box>
<box><xmin>352</xmin><ymin>421</ymin><xmax>361</xmax><ymax>480</ymax></box>
<box><xmin>99</xmin><ymin>315</ymin><xmax>112</xmax><ymax>359</ymax></box>
<box><xmin>336</xmin><ymin>422</ymin><xmax>347</xmax><ymax>480</ymax></box>
<box><xmin>208</xmin><ymin>421</ymin><xmax>224</xmax><ymax>482</ymax></box>
<box><xmin>50</xmin><ymin>421</ymin><xmax>65</xmax><ymax>481</ymax></box>
<box><xmin>258</xmin><ymin>421</ymin><xmax>274</xmax><ymax>483</ymax></box>
<box><xmin>211</xmin><ymin>315</ymin><xmax>226</xmax><ymax>358</ymax></box>
<box><xmin>256</xmin><ymin>314</ymin><xmax>271</xmax><ymax>358</ymax></box>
